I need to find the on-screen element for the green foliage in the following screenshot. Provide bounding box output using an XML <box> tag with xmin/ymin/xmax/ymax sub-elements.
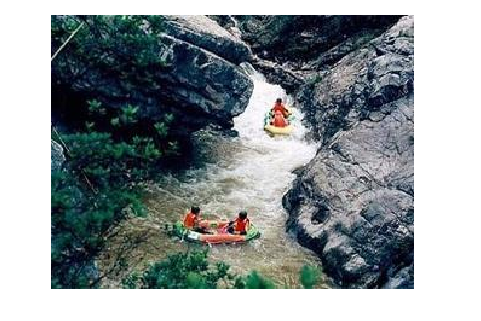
<box><xmin>59</xmin><ymin>131</ymin><xmax>161</xmax><ymax>188</ymax></box>
<box><xmin>299</xmin><ymin>265</ymin><xmax>321</xmax><ymax>289</ymax></box>
<box><xmin>87</xmin><ymin>99</ymin><xmax>106</xmax><ymax>115</ymax></box>
<box><xmin>121</xmin><ymin>250</ymin><xmax>325</xmax><ymax>289</ymax></box>
<box><xmin>121</xmin><ymin>271</ymin><xmax>140</xmax><ymax>289</ymax></box>
<box><xmin>51</xmin><ymin>166</ymin><xmax>146</xmax><ymax>288</ymax></box>
<box><xmin>51</xmin><ymin>15</ymin><xmax>170</xmax><ymax>75</ymax></box>
<box><xmin>164</xmin><ymin>113</ymin><xmax>174</xmax><ymax>123</ymax></box>
<box><xmin>110</xmin><ymin>117</ymin><xmax>120</xmax><ymax>127</ymax></box>
<box><xmin>244</xmin><ymin>271</ymin><xmax>277</xmax><ymax>289</ymax></box>
<box><xmin>154</xmin><ymin>113</ymin><xmax>174</xmax><ymax>138</ymax></box>
<box><xmin>51</xmin><ymin>128</ymin><xmax>165</xmax><ymax>288</ymax></box>
<box><xmin>233</xmin><ymin>276</ymin><xmax>247</xmax><ymax>289</ymax></box>
<box><xmin>119</xmin><ymin>104</ymin><xmax>139</xmax><ymax>125</ymax></box>
<box><xmin>154</xmin><ymin>121</ymin><xmax>168</xmax><ymax>138</ymax></box>
<box><xmin>131</xmin><ymin>250</ymin><xmax>234</xmax><ymax>289</ymax></box>
<box><xmin>51</xmin><ymin>15</ymin><xmax>181</xmax><ymax>289</ymax></box>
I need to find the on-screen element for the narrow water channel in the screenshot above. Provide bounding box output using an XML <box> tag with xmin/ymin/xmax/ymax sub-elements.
<box><xmin>98</xmin><ymin>69</ymin><xmax>326</xmax><ymax>288</ymax></box>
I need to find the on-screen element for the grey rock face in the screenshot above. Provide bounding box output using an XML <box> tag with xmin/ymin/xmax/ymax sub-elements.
<box><xmin>153</xmin><ymin>34</ymin><xmax>253</xmax><ymax>127</ymax></box>
<box><xmin>283</xmin><ymin>16</ymin><xmax>414</xmax><ymax>288</ymax></box>
<box><xmin>52</xmin><ymin>15</ymin><xmax>253</xmax><ymax>133</ymax></box>
<box><xmin>51</xmin><ymin>140</ymin><xmax>65</xmax><ymax>172</ymax></box>
<box><xmin>251</xmin><ymin>57</ymin><xmax>305</xmax><ymax>93</ymax></box>
<box><xmin>164</xmin><ymin>15</ymin><xmax>253</xmax><ymax>64</ymax></box>
<box><xmin>236</xmin><ymin>15</ymin><xmax>401</xmax><ymax>64</ymax></box>
<box><xmin>221</xmin><ymin>15</ymin><xmax>401</xmax><ymax>96</ymax></box>
<box><xmin>296</xmin><ymin>15</ymin><xmax>414</xmax><ymax>145</ymax></box>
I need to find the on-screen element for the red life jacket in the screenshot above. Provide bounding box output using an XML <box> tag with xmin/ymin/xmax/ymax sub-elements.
<box><xmin>273</xmin><ymin>111</ymin><xmax>287</xmax><ymax>127</ymax></box>
<box><xmin>235</xmin><ymin>218</ymin><xmax>250</xmax><ymax>232</ymax></box>
<box><xmin>272</xmin><ymin>103</ymin><xmax>288</xmax><ymax>117</ymax></box>
<box><xmin>183</xmin><ymin>212</ymin><xmax>197</xmax><ymax>228</ymax></box>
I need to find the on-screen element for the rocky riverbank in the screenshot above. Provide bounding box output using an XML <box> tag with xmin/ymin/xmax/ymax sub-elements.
<box><xmin>51</xmin><ymin>15</ymin><xmax>253</xmax><ymax>140</ymax></box>
<box><xmin>51</xmin><ymin>15</ymin><xmax>257</xmax><ymax>287</ymax></box>
<box><xmin>51</xmin><ymin>15</ymin><xmax>414</xmax><ymax>289</ymax></box>
<box><xmin>287</xmin><ymin>16</ymin><xmax>414</xmax><ymax>288</ymax></box>
<box><xmin>219</xmin><ymin>15</ymin><xmax>414</xmax><ymax>288</ymax></box>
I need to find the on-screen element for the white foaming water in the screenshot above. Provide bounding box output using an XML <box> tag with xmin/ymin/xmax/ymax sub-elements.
<box><xmin>164</xmin><ymin>70</ymin><xmax>321</xmax><ymax>281</ymax></box>
<box><xmin>99</xmin><ymin>69</ymin><xmax>325</xmax><ymax>287</ymax></box>
<box><xmin>173</xmin><ymin>70</ymin><xmax>318</xmax><ymax>223</ymax></box>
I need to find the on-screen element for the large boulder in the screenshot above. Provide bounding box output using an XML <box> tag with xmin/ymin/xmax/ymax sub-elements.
<box><xmin>283</xmin><ymin>16</ymin><xmax>414</xmax><ymax>288</ymax></box>
<box><xmin>163</xmin><ymin>15</ymin><xmax>252</xmax><ymax>64</ymax></box>
<box><xmin>51</xmin><ymin>15</ymin><xmax>253</xmax><ymax>133</ymax></box>
<box><xmin>296</xmin><ymin>15</ymin><xmax>414</xmax><ymax>144</ymax></box>
<box><xmin>150</xmin><ymin>34</ymin><xmax>253</xmax><ymax>128</ymax></box>
<box><xmin>251</xmin><ymin>57</ymin><xmax>306</xmax><ymax>93</ymax></box>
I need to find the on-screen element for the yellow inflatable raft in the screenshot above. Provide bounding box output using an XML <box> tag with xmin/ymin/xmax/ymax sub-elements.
<box><xmin>264</xmin><ymin>107</ymin><xmax>294</xmax><ymax>135</ymax></box>
<box><xmin>264</xmin><ymin>124</ymin><xmax>293</xmax><ymax>135</ymax></box>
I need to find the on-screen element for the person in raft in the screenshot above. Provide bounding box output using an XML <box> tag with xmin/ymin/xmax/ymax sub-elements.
<box><xmin>228</xmin><ymin>211</ymin><xmax>250</xmax><ymax>235</ymax></box>
<box><xmin>183</xmin><ymin>206</ymin><xmax>203</xmax><ymax>231</ymax></box>
<box><xmin>271</xmin><ymin>98</ymin><xmax>289</xmax><ymax>118</ymax></box>
<box><xmin>270</xmin><ymin>98</ymin><xmax>289</xmax><ymax>127</ymax></box>
<box><xmin>270</xmin><ymin>110</ymin><xmax>288</xmax><ymax>127</ymax></box>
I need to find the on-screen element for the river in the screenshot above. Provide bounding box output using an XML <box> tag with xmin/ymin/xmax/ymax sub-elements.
<box><xmin>97</xmin><ymin>69</ymin><xmax>328</xmax><ymax>288</ymax></box>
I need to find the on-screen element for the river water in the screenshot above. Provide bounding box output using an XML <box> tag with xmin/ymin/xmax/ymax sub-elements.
<box><xmin>98</xmin><ymin>70</ymin><xmax>327</xmax><ymax>288</ymax></box>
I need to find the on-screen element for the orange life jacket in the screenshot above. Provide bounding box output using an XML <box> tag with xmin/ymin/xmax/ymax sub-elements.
<box><xmin>183</xmin><ymin>212</ymin><xmax>197</xmax><ymax>228</ymax></box>
<box><xmin>273</xmin><ymin>111</ymin><xmax>287</xmax><ymax>127</ymax></box>
<box><xmin>272</xmin><ymin>103</ymin><xmax>288</xmax><ymax>118</ymax></box>
<box><xmin>235</xmin><ymin>218</ymin><xmax>250</xmax><ymax>232</ymax></box>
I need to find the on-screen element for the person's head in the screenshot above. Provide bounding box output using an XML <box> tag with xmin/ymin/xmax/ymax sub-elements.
<box><xmin>276</xmin><ymin>98</ymin><xmax>282</xmax><ymax>104</ymax></box>
<box><xmin>191</xmin><ymin>206</ymin><xmax>200</xmax><ymax>214</ymax></box>
<box><xmin>239</xmin><ymin>211</ymin><xmax>248</xmax><ymax>220</ymax></box>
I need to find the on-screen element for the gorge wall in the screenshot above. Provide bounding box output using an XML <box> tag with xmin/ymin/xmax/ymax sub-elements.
<box><xmin>284</xmin><ymin>16</ymin><xmax>414</xmax><ymax>288</ymax></box>
<box><xmin>51</xmin><ymin>15</ymin><xmax>254</xmax><ymax>138</ymax></box>
<box><xmin>52</xmin><ymin>15</ymin><xmax>414</xmax><ymax>289</ymax></box>
<box><xmin>219</xmin><ymin>15</ymin><xmax>414</xmax><ymax>288</ymax></box>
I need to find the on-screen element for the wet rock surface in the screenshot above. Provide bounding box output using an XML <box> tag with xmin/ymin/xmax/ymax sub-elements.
<box><xmin>251</xmin><ymin>57</ymin><xmax>306</xmax><ymax>93</ymax></box>
<box><xmin>51</xmin><ymin>15</ymin><xmax>253</xmax><ymax>134</ymax></box>
<box><xmin>164</xmin><ymin>15</ymin><xmax>253</xmax><ymax>64</ymax></box>
<box><xmin>51</xmin><ymin>140</ymin><xmax>66</xmax><ymax>172</ymax></box>
<box><xmin>210</xmin><ymin>15</ymin><xmax>401</xmax><ymax>95</ymax></box>
<box><xmin>282</xmin><ymin>16</ymin><xmax>414</xmax><ymax>288</ymax></box>
<box><xmin>236</xmin><ymin>15</ymin><xmax>401</xmax><ymax>64</ymax></box>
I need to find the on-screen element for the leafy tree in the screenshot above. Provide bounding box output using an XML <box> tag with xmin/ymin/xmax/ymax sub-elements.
<box><xmin>51</xmin><ymin>15</ymin><xmax>180</xmax><ymax>288</ymax></box>
<box><xmin>51</xmin><ymin>130</ymin><xmax>164</xmax><ymax>288</ymax></box>
<box><xmin>51</xmin><ymin>15</ymin><xmax>170</xmax><ymax>73</ymax></box>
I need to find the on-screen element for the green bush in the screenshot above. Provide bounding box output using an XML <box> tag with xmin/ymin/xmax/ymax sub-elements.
<box><xmin>299</xmin><ymin>265</ymin><xmax>321</xmax><ymax>289</ymax></box>
<box><xmin>123</xmin><ymin>250</ymin><xmax>236</xmax><ymax>289</ymax></box>
<box><xmin>51</xmin><ymin>128</ymin><xmax>168</xmax><ymax>288</ymax></box>
<box><xmin>51</xmin><ymin>15</ymin><xmax>180</xmax><ymax>288</ymax></box>
<box><xmin>125</xmin><ymin>250</ymin><xmax>236</xmax><ymax>289</ymax></box>
<box><xmin>121</xmin><ymin>250</ymin><xmax>324</xmax><ymax>289</ymax></box>
<box><xmin>244</xmin><ymin>271</ymin><xmax>277</xmax><ymax>289</ymax></box>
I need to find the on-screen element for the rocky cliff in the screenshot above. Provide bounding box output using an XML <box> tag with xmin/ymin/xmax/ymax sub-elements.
<box><xmin>282</xmin><ymin>16</ymin><xmax>414</xmax><ymax>288</ymax></box>
<box><xmin>217</xmin><ymin>15</ymin><xmax>402</xmax><ymax>94</ymax></box>
<box><xmin>51</xmin><ymin>15</ymin><xmax>253</xmax><ymax>136</ymax></box>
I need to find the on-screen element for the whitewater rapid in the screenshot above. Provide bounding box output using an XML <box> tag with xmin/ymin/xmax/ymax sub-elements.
<box><xmin>98</xmin><ymin>70</ymin><xmax>325</xmax><ymax>287</ymax></box>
